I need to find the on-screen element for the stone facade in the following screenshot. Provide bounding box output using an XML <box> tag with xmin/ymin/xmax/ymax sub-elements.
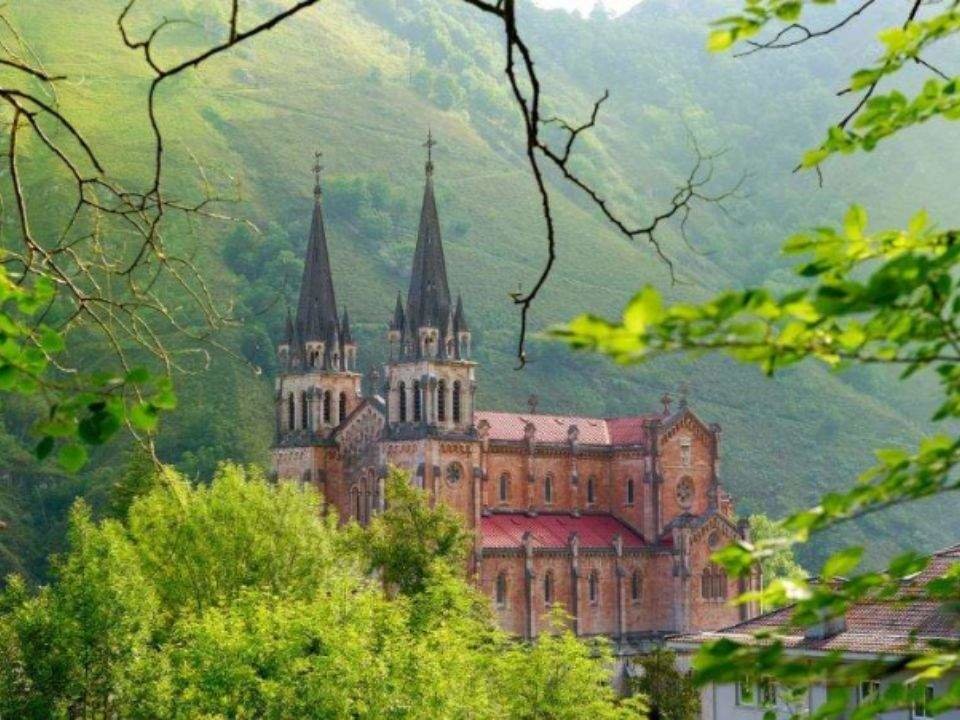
<box><xmin>273</xmin><ymin>141</ymin><xmax>761</xmax><ymax>651</ymax></box>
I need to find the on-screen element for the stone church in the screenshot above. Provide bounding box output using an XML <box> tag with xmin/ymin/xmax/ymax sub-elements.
<box><xmin>273</xmin><ymin>139</ymin><xmax>760</xmax><ymax>649</ymax></box>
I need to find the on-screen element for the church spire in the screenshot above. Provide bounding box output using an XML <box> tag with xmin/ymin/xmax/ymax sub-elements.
<box><xmin>405</xmin><ymin>131</ymin><xmax>451</xmax><ymax>345</ymax></box>
<box><xmin>296</xmin><ymin>149</ymin><xmax>340</xmax><ymax>348</ymax></box>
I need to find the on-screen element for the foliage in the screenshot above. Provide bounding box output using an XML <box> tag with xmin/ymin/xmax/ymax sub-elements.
<box><xmin>748</xmin><ymin>514</ymin><xmax>805</xmax><ymax>590</ymax></box>
<box><xmin>553</xmin><ymin>1</ymin><xmax>960</xmax><ymax>718</ymax></box>
<box><xmin>0</xmin><ymin>462</ymin><xmax>645</xmax><ymax>718</ymax></box>
<box><xmin>354</xmin><ymin>466</ymin><xmax>471</xmax><ymax>596</ymax></box>
<box><xmin>629</xmin><ymin>649</ymin><xmax>700</xmax><ymax>720</ymax></box>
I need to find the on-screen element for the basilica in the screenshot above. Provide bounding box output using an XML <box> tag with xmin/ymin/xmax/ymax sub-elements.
<box><xmin>273</xmin><ymin>140</ymin><xmax>760</xmax><ymax>649</ymax></box>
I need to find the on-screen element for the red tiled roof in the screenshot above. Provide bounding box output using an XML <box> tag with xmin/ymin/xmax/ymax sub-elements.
<box><xmin>475</xmin><ymin>411</ymin><xmax>659</xmax><ymax>446</ymax></box>
<box><xmin>481</xmin><ymin>512</ymin><xmax>646</xmax><ymax>550</ymax></box>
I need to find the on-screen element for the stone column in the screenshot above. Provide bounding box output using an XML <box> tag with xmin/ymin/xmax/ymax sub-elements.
<box><xmin>613</xmin><ymin>534</ymin><xmax>626</xmax><ymax>640</ymax></box>
<box><xmin>568</xmin><ymin>532</ymin><xmax>581</xmax><ymax>636</ymax></box>
<box><xmin>523</xmin><ymin>532</ymin><xmax>536</xmax><ymax>640</ymax></box>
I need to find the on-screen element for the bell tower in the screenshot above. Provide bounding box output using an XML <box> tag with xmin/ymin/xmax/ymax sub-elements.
<box><xmin>384</xmin><ymin>131</ymin><xmax>475</xmax><ymax>439</ymax></box>
<box><xmin>275</xmin><ymin>151</ymin><xmax>362</xmax><ymax>456</ymax></box>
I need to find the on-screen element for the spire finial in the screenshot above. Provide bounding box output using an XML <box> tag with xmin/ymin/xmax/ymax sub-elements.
<box><xmin>312</xmin><ymin>149</ymin><xmax>323</xmax><ymax>197</ymax></box>
<box><xmin>423</xmin><ymin>129</ymin><xmax>437</xmax><ymax>176</ymax></box>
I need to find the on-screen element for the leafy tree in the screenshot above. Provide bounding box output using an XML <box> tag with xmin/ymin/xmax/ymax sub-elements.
<box><xmin>629</xmin><ymin>649</ymin><xmax>700</xmax><ymax>720</ymax></box>
<box><xmin>748</xmin><ymin>514</ymin><xmax>805</xmax><ymax>588</ymax></box>
<box><xmin>552</xmin><ymin>1</ymin><xmax>960</xmax><ymax>717</ymax></box>
<box><xmin>355</xmin><ymin>466</ymin><xmax>471</xmax><ymax>596</ymax></box>
<box><xmin>0</xmin><ymin>462</ymin><xmax>645</xmax><ymax>719</ymax></box>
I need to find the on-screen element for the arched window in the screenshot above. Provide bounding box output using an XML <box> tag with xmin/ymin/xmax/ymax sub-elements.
<box><xmin>626</xmin><ymin>477</ymin><xmax>635</xmax><ymax>505</ymax></box>
<box><xmin>302</xmin><ymin>469</ymin><xmax>312</xmax><ymax>484</ymax></box>
<box><xmin>544</xmin><ymin>473</ymin><xmax>554</xmax><ymax>505</ymax></box>
<box><xmin>310</xmin><ymin>349</ymin><xmax>320</xmax><ymax>368</ymax></box>
<box><xmin>499</xmin><ymin>473</ymin><xmax>510</xmax><ymax>503</ymax></box>
<box><xmin>452</xmin><ymin>381</ymin><xmax>462</xmax><ymax>423</ymax></box>
<box><xmin>496</xmin><ymin>572</ymin><xmax>507</xmax><ymax>608</ymax></box>
<box><xmin>588</xmin><ymin>571</ymin><xmax>599</xmax><ymax>605</ymax></box>
<box><xmin>702</xmin><ymin>565</ymin><xmax>727</xmax><ymax>600</ymax></box>
<box><xmin>680</xmin><ymin>438</ymin><xmax>692</xmax><ymax>467</ymax></box>
<box><xmin>544</xmin><ymin>571</ymin><xmax>554</xmax><ymax>605</ymax></box>
<box><xmin>339</xmin><ymin>391</ymin><xmax>347</xmax><ymax>424</ymax></box>
<box><xmin>631</xmin><ymin>570</ymin><xmax>642</xmax><ymax>603</ymax></box>
<box><xmin>413</xmin><ymin>381</ymin><xmax>422</xmax><ymax>422</ymax></box>
<box><xmin>354</xmin><ymin>488</ymin><xmax>362</xmax><ymax>523</ymax></box>
<box><xmin>301</xmin><ymin>391</ymin><xmax>309</xmax><ymax>430</ymax></box>
<box><xmin>437</xmin><ymin>380</ymin><xmax>447</xmax><ymax>422</ymax></box>
<box><xmin>587</xmin><ymin>476</ymin><xmax>596</xmax><ymax>505</ymax></box>
<box><xmin>287</xmin><ymin>391</ymin><xmax>295</xmax><ymax>430</ymax></box>
<box><xmin>398</xmin><ymin>382</ymin><xmax>407</xmax><ymax>422</ymax></box>
<box><xmin>323</xmin><ymin>390</ymin><xmax>332</xmax><ymax>424</ymax></box>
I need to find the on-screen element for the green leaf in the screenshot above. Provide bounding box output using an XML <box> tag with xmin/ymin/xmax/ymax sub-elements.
<box><xmin>128</xmin><ymin>402</ymin><xmax>159</xmax><ymax>433</ymax></box>
<box><xmin>822</xmin><ymin>546</ymin><xmax>863</xmax><ymax>579</ymax></box>
<box><xmin>35</xmin><ymin>435</ymin><xmax>54</xmax><ymax>460</ymax></box>
<box><xmin>58</xmin><ymin>443</ymin><xmax>88</xmax><ymax>473</ymax></box>
<box><xmin>707</xmin><ymin>29</ymin><xmax>735</xmax><ymax>52</ymax></box>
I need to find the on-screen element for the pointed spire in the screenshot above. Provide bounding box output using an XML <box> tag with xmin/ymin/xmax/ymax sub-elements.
<box><xmin>453</xmin><ymin>293</ymin><xmax>468</xmax><ymax>332</ymax></box>
<box><xmin>406</xmin><ymin>131</ymin><xmax>451</xmax><ymax>338</ymax></box>
<box><xmin>313</xmin><ymin>149</ymin><xmax>323</xmax><ymax>197</ymax></box>
<box><xmin>341</xmin><ymin>307</ymin><xmax>353</xmax><ymax>344</ymax></box>
<box><xmin>296</xmin><ymin>151</ymin><xmax>340</xmax><ymax>344</ymax></box>
<box><xmin>390</xmin><ymin>292</ymin><xmax>406</xmax><ymax>331</ymax></box>
<box><xmin>284</xmin><ymin>306</ymin><xmax>295</xmax><ymax>344</ymax></box>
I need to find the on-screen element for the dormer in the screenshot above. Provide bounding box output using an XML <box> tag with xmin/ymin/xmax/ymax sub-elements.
<box><xmin>419</xmin><ymin>326</ymin><xmax>439</xmax><ymax>358</ymax></box>
<box><xmin>305</xmin><ymin>340</ymin><xmax>325</xmax><ymax>370</ymax></box>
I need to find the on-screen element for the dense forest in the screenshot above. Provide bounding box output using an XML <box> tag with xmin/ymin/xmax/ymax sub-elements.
<box><xmin>2</xmin><ymin>0</ymin><xmax>958</xmax><ymax>580</ymax></box>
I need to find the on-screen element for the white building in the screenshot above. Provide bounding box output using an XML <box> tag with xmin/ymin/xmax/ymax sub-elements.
<box><xmin>669</xmin><ymin>544</ymin><xmax>960</xmax><ymax>720</ymax></box>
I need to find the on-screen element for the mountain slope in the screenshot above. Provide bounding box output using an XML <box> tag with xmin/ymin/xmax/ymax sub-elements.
<box><xmin>2</xmin><ymin>0</ymin><xmax>956</xmax><ymax>576</ymax></box>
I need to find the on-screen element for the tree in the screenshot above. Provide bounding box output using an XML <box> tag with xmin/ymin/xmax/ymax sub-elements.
<box><xmin>355</xmin><ymin>466</ymin><xmax>471</xmax><ymax>597</ymax></box>
<box><xmin>551</xmin><ymin>1</ymin><xmax>960</xmax><ymax>717</ymax></box>
<box><xmin>630</xmin><ymin>649</ymin><xmax>700</xmax><ymax>720</ymax></box>
<box><xmin>749</xmin><ymin>514</ymin><xmax>805</xmax><ymax>588</ymax></box>
<box><xmin>0</xmin><ymin>462</ymin><xmax>646</xmax><ymax>718</ymax></box>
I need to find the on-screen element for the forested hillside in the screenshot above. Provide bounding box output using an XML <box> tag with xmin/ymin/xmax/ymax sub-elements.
<box><xmin>2</xmin><ymin>0</ymin><xmax>956</xmax><ymax>579</ymax></box>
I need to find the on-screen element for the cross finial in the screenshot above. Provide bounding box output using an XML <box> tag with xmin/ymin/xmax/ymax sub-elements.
<box><xmin>527</xmin><ymin>393</ymin><xmax>539</xmax><ymax>414</ymax></box>
<box><xmin>312</xmin><ymin>149</ymin><xmax>323</xmax><ymax>197</ymax></box>
<box><xmin>660</xmin><ymin>392</ymin><xmax>672</xmax><ymax>415</ymax></box>
<box><xmin>423</xmin><ymin>128</ymin><xmax>437</xmax><ymax>175</ymax></box>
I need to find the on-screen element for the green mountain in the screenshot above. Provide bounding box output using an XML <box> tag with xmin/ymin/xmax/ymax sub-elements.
<box><xmin>2</xmin><ymin>0</ymin><xmax>957</xmax><ymax>578</ymax></box>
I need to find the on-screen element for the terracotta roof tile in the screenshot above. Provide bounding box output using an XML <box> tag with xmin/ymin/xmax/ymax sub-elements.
<box><xmin>474</xmin><ymin>411</ymin><xmax>661</xmax><ymax>446</ymax></box>
<box><xmin>481</xmin><ymin>512</ymin><xmax>646</xmax><ymax>550</ymax></box>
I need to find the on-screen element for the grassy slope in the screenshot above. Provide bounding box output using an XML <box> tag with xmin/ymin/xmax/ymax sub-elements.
<box><xmin>3</xmin><ymin>0</ymin><xmax>957</xmax><ymax>574</ymax></box>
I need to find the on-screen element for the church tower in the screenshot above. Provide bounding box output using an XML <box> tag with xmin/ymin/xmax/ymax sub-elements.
<box><xmin>276</xmin><ymin>152</ymin><xmax>361</xmax><ymax>452</ymax></box>
<box><xmin>385</xmin><ymin>132</ymin><xmax>475</xmax><ymax>439</ymax></box>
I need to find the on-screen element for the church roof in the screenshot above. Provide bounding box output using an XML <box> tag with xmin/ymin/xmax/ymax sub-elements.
<box><xmin>475</xmin><ymin>411</ymin><xmax>661</xmax><ymax>446</ymax></box>
<box><xmin>481</xmin><ymin>512</ymin><xmax>646</xmax><ymax>550</ymax></box>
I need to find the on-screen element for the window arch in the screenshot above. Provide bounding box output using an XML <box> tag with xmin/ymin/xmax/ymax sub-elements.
<box><xmin>437</xmin><ymin>380</ymin><xmax>447</xmax><ymax>422</ymax></box>
<box><xmin>587</xmin><ymin>475</ymin><xmax>596</xmax><ymax>505</ymax></box>
<box><xmin>544</xmin><ymin>473</ymin><xmax>554</xmax><ymax>505</ymax></box>
<box><xmin>631</xmin><ymin>570</ymin><xmax>642</xmax><ymax>603</ymax></box>
<box><xmin>496</xmin><ymin>572</ymin><xmax>507</xmax><ymax>608</ymax></box>
<box><xmin>339</xmin><ymin>391</ymin><xmax>347</xmax><ymax>424</ymax></box>
<box><xmin>588</xmin><ymin>570</ymin><xmax>600</xmax><ymax>605</ymax></box>
<box><xmin>398</xmin><ymin>382</ymin><xmax>407</xmax><ymax>422</ymax></box>
<box><xmin>413</xmin><ymin>381</ymin><xmax>422</xmax><ymax>422</ymax></box>
<box><xmin>544</xmin><ymin>571</ymin><xmax>555</xmax><ymax>605</ymax></box>
<box><xmin>452</xmin><ymin>381</ymin><xmax>462</xmax><ymax>423</ymax></box>
<box><xmin>499</xmin><ymin>473</ymin><xmax>510</xmax><ymax>503</ymax></box>
<box><xmin>301</xmin><ymin>391</ymin><xmax>309</xmax><ymax>430</ymax></box>
<box><xmin>287</xmin><ymin>391</ymin><xmax>295</xmax><ymax>430</ymax></box>
<box><xmin>701</xmin><ymin>564</ymin><xmax>727</xmax><ymax>600</ymax></box>
<box><xmin>322</xmin><ymin>390</ymin><xmax>332</xmax><ymax>424</ymax></box>
<box><xmin>626</xmin><ymin>477</ymin><xmax>635</xmax><ymax>505</ymax></box>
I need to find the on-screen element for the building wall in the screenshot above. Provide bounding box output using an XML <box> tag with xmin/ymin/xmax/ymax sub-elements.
<box><xmin>695</xmin><ymin>669</ymin><xmax>960</xmax><ymax>720</ymax></box>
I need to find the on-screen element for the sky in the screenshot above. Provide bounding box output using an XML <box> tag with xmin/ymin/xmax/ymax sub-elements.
<box><xmin>531</xmin><ymin>0</ymin><xmax>642</xmax><ymax>17</ymax></box>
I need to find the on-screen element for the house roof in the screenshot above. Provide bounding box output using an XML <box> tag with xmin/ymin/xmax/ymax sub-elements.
<box><xmin>481</xmin><ymin>512</ymin><xmax>646</xmax><ymax>550</ymax></box>
<box><xmin>670</xmin><ymin>543</ymin><xmax>960</xmax><ymax>656</ymax></box>
<box><xmin>474</xmin><ymin>411</ymin><xmax>661</xmax><ymax>446</ymax></box>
